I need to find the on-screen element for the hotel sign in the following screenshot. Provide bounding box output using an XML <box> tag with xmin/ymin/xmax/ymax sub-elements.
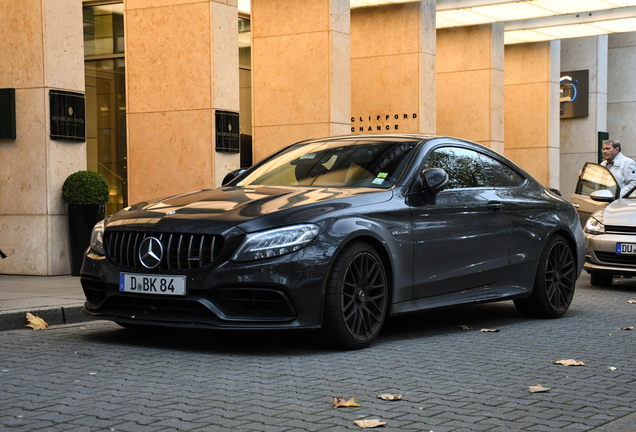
<box><xmin>49</xmin><ymin>90</ymin><xmax>85</xmax><ymax>142</ymax></box>
<box><xmin>215</xmin><ymin>110</ymin><xmax>240</xmax><ymax>153</ymax></box>
<box><xmin>351</xmin><ymin>113</ymin><xmax>418</xmax><ymax>133</ymax></box>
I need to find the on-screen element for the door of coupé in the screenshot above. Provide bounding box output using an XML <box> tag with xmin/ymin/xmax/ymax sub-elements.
<box><xmin>571</xmin><ymin>163</ymin><xmax>619</xmax><ymax>226</ymax></box>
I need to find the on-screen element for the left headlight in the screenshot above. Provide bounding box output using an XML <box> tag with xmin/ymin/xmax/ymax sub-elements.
<box><xmin>231</xmin><ymin>224</ymin><xmax>320</xmax><ymax>262</ymax></box>
<box><xmin>584</xmin><ymin>211</ymin><xmax>605</xmax><ymax>235</ymax></box>
<box><xmin>90</xmin><ymin>219</ymin><xmax>106</xmax><ymax>255</ymax></box>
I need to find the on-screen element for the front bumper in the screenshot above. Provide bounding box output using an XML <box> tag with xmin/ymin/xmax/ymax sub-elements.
<box><xmin>80</xmin><ymin>240</ymin><xmax>338</xmax><ymax>330</ymax></box>
<box><xmin>583</xmin><ymin>233</ymin><xmax>636</xmax><ymax>277</ymax></box>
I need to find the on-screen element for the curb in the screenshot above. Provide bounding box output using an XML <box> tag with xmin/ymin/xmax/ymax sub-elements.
<box><xmin>0</xmin><ymin>304</ymin><xmax>91</xmax><ymax>331</ymax></box>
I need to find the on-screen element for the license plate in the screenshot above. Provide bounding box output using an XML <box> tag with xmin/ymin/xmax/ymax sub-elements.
<box><xmin>617</xmin><ymin>243</ymin><xmax>636</xmax><ymax>255</ymax></box>
<box><xmin>119</xmin><ymin>273</ymin><xmax>186</xmax><ymax>295</ymax></box>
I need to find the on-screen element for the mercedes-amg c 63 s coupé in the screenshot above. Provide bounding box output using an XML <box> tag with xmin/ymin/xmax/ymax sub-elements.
<box><xmin>80</xmin><ymin>134</ymin><xmax>585</xmax><ymax>349</ymax></box>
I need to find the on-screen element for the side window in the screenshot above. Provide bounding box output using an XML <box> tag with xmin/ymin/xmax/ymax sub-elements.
<box><xmin>479</xmin><ymin>153</ymin><xmax>525</xmax><ymax>187</ymax></box>
<box><xmin>421</xmin><ymin>147</ymin><xmax>487</xmax><ymax>189</ymax></box>
<box><xmin>576</xmin><ymin>163</ymin><xmax>618</xmax><ymax>197</ymax></box>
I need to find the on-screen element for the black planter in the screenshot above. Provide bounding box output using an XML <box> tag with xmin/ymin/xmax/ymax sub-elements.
<box><xmin>67</xmin><ymin>203</ymin><xmax>105</xmax><ymax>276</ymax></box>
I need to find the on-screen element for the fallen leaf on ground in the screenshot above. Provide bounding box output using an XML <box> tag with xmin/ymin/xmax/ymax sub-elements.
<box><xmin>481</xmin><ymin>328</ymin><xmax>501</xmax><ymax>333</ymax></box>
<box><xmin>354</xmin><ymin>419</ymin><xmax>386</xmax><ymax>428</ymax></box>
<box><xmin>333</xmin><ymin>396</ymin><xmax>359</xmax><ymax>408</ymax></box>
<box><xmin>609</xmin><ymin>366</ymin><xmax>618</xmax><ymax>371</ymax></box>
<box><xmin>628</xmin><ymin>300</ymin><xmax>636</xmax><ymax>304</ymax></box>
<box><xmin>622</xmin><ymin>327</ymin><xmax>633</xmax><ymax>330</ymax></box>
<box><xmin>25</xmin><ymin>313</ymin><xmax>48</xmax><ymax>330</ymax></box>
<box><xmin>377</xmin><ymin>394</ymin><xmax>402</xmax><ymax>401</ymax></box>
<box><xmin>529</xmin><ymin>384</ymin><xmax>551</xmax><ymax>393</ymax></box>
<box><xmin>458</xmin><ymin>325</ymin><xmax>472</xmax><ymax>330</ymax></box>
<box><xmin>553</xmin><ymin>359</ymin><xmax>585</xmax><ymax>366</ymax></box>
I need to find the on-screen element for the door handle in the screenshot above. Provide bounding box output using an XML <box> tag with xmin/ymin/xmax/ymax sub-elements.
<box><xmin>487</xmin><ymin>201</ymin><xmax>504</xmax><ymax>211</ymax></box>
<box><xmin>572</xmin><ymin>203</ymin><xmax>580</xmax><ymax>208</ymax></box>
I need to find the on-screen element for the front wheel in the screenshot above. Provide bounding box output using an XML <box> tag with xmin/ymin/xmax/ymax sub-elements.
<box><xmin>321</xmin><ymin>242</ymin><xmax>388</xmax><ymax>350</ymax></box>
<box><xmin>514</xmin><ymin>235</ymin><xmax>576</xmax><ymax>318</ymax></box>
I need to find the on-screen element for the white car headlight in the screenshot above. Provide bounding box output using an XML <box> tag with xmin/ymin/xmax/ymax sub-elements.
<box><xmin>584</xmin><ymin>212</ymin><xmax>605</xmax><ymax>235</ymax></box>
<box><xmin>90</xmin><ymin>219</ymin><xmax>106</xmax><ymax>255</ymax></box>
<box><xmin>231</xmin><ymin>224</ymin><xmax>319</xmax><ymax>262</ymax></box>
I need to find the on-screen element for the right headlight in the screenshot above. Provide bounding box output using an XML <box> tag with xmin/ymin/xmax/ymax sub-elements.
<box><xmin>90</xmin><ymin>218</ymin><xmax>107</xmax><ymax>255</ymax></box>
<box><xmin>584</xmin><ymin>211</ymin><xmax>605</xmax><ymax>235</ymax></box>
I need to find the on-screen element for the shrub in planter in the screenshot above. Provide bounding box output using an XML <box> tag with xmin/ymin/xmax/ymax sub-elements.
<box><xmin>62</xmin><ymin>171</ymin><xmax>109</xmax><ymax>276</ymax></box>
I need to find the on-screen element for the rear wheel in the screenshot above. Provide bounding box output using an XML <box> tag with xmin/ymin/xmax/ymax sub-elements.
<box><xmin>321</xmin><ymin>242</ymin><xmax>388</xmax><ymax>350</ymax></box>
<box><xmin>590</xmin><ymin>273</ymin><xmax>613</xmax><ymax>287</ymax></box>
<box><xmin>514</xmin><ymin>235</ymin><xmax>576</xmax><ymax>318</ymax></box>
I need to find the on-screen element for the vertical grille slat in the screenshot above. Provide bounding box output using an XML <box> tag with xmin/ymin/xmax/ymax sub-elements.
<box><xmin>198</xmin><ymin>236</ymin><xmax>204</xmax><ymax>268</ymax></box>
<box><xmin>187</xmin><ymin>235</ymin><xmax>194</xmax><ymax>270</ymax></box>
<box><xmin>167</xmin><ymin>234</ymin><xmax>173</xmax><ymax>271</ymax></box>
<box><xmin>114</xmin><ymin>233</ymin><xmax>120</xmax><ymax>264</ymax></box>
<box><xmin>177</xmin><ymin>235</ymin><xmax>183</xmax><ymax>271</ymax></box>
<box><xmin>104</xmin><ymin>231</ymin><xmax>222</xmax><ymax>272</ymax></box>
<box><xmin>132</xmin><ymin>233</ymin><xmax>140</xmax><ymax>270</ymax></box>
<box><xmin>210</xmin><ymin>236</ymin><xmax>216</xmax><ymax>263</ymax></box>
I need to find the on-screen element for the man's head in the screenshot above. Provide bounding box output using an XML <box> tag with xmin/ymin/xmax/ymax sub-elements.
<box><xmin>602</xmin><ymin>140</ymin><xmax>621</xmax><ymax>162</ymax></box>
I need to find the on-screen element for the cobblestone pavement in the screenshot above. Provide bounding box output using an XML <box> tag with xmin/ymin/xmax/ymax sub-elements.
<box><xmin>1</xmin><ymin>273</ymin><xmax>636</xmax><ymax>432</ymax></box>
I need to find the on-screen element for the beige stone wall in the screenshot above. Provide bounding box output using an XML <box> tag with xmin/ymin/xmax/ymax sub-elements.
<box><xmin>608</xmin><ymin>33</ymin><xmax>636</xmax><ymax>163</ymax></box>
<box><xmin>351</xmin><ymin>1</ymin><xmax>435</xmax><ymax>135</ymax></box>
<box><xmin>436</xmin><ymin>23</ymin><xmax>504</xmax><ymax>153</ymax></box>
<box><xmin>251</xmin><ymin>0</ymin><xmax>351</xmax><ymax>163</ymax></box>
<box><xmin>0</xmin><ymin>0</ymin><xmax>85</xmax><ymax>275</ymax></box>
<box><xmin>504</xmin><ymin>41</ymin><xmax>560</xmax><ymax>188</ymax></box>
<box><xmin>126</xmin><ymin>0</ymin><xmax>239</xmax><ymax>204</ymax></box>
<box><xmin>559</xmin><ymin>36</ymin><xmax>608</xmax><ymax>200</ymax></box>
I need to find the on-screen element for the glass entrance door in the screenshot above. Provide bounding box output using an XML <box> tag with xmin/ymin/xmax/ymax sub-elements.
<box><xmin>83</xmin><ymin>2</ymin><xmax>126</xmax><ymax>215</ymax></box>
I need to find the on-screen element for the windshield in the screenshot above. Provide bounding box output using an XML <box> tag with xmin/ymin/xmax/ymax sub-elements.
<box><xmin>236</xmin><ymin>139</ymin><xmax>416</xmax><ymax>188</ymax></box>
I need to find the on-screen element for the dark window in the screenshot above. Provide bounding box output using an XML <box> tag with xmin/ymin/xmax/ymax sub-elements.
<box><xmin>421</xmin><ymin>147</ymin><xmax>487</xmax><ymax>189</ymax></box>
<box><xmin>479</xmin><ymin>154</ymin><xmax>525</xmax><ymax>187</ymax></box>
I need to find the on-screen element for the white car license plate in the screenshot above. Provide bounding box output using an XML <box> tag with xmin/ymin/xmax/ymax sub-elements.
<box><xmin>617</xmin><ymin>243</ymin><xmax>636</xmax><ymax>255</ymax></box>
<box><xmin>119</xmin><ymin>273</ymin><xmax>186</xmax><ymax>295</ymax></box>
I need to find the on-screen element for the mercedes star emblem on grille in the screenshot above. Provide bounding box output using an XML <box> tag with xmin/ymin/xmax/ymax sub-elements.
<box><xmin>139</xmin><ymin>237</ymin><xmax>163</xmax><ymax>269</ymax></box>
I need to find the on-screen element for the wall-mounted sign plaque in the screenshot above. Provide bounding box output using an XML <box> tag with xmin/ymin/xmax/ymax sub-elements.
<box><xmin>215</xmin><ymin>110</ymin><xmax>240</xmax><ymax>153</ymax></box>
<box><xmin>560</xmin><ymin>70</ymin><xmax>589</xmax><ymax>119</ymax></box>
<box><xmin>49</xmin><ymin>90</ymin><xmax>85</xmax><ymax>142</ymax></box>
<box><xmin>0</xmin><ymin>88</ymin><xmax>16</xmax><ymax>139</ymax></box>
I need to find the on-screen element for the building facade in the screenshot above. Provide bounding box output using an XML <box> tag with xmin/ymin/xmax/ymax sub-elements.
<box><xmin>2</xmin><ymin>0</ymin><xmax>636</xmax><ymax>275</ymax></box>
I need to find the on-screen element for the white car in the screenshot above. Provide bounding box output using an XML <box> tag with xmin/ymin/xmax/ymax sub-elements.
<box><xmin>572</xmin><ymin>162</ymin><xmax>636</xmax><ymax>286</ymax></box>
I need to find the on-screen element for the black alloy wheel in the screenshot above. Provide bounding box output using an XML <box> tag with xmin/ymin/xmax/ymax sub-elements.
<box><xmin>514</xmin><ymin>235</ymin><xmax>576</xmax><ymax>318</ymax></box>
<box><xmin>322</xmin><ymin>242</ymin><xmax>388</xmax><ymax>350</ymax></box>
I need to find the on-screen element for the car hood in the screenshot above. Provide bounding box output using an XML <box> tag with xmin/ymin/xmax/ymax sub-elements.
<box><xmin>107</xmin><ymin>186</ymin><xmax>392</xmax><ymax>232</ymax></box>
<box><xmin>602</xmin><ymin>198</ymin><xmax>636</xmax><ymax>226</ymax></box>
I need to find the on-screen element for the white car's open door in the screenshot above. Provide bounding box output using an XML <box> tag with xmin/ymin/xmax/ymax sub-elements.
<box><xmin>571</xmin><ymin>163</ymin><xmax>620</xmax><ymax>226</ymax></box>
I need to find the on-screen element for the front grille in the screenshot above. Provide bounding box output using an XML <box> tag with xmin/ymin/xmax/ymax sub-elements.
<box><xmin>594</xmin><ymin>251</ymin><xmax>636</xmax><ymax>266</ymax></box>
<box><xmin>605</xmin><ymin>226</ymin><xmax>636</xmax><ymax>235</ymax></box>
<box><xmin>104</xmin><ymin>231</ymin><xmax>223</xmax><ymax>272</ymax></box>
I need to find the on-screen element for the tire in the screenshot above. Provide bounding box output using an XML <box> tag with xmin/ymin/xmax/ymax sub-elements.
<box><xmin>321</xmin><ymin>242</ymin><xmax>388</xmax><ymax>350</ymax></box>
<box><xmin>514</xmin><ymin>235</ymin><xmax>576</xmax><ymax>318</ymax></box>
<box><xmin>590</xmin><ymin>273</ymin><xmax>613</xmax><ymax>287</ymax></box>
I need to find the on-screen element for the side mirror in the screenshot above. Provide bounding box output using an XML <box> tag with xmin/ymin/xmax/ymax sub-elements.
<box><xmin>222</xmin><ymin>168</ymin><xmax>247</xmax><ymax>186</ymax></box>
<box><xmin>590</xmin><ymin>189</ymin><xmax>614</xmax><ymax>202</ymax></box>
<box><xmin>420</xmin><ymin>168</ymin><xmax>449</xmax><ymax>204</ymax></box>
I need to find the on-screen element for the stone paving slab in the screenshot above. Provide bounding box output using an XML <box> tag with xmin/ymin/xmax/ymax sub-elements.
<box><xmin>0</xmin><ymin>273</ymin><xmax>635</xmax><ymax>431</ymax></box>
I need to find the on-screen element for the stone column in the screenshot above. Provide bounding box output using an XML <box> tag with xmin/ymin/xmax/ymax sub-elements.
<box><xmin>437</xmin><ymin>23</ymin><xmax>504</xmax><ymax>153</ymax></box>
<box><xmin>126</xmin><ymin>0</ymin><xmax>239</xmax><ymax>203</ymax></box>
<box><xmin>251</xmin><ymin>0</ymin><xmax>351</xmax><ymax>163</ymax></box>
<box><xmin>504</xmin><ymin>41</ymin><xmax>561</xmax><ymax>189</ymax></box>
<box><xmin>0</xmin><ymin>0</ymin><xmax>85</xmax><ymax>275</ymax></box>
<box><xmin>351</xmin><ymin>1</ymin><xmax>436</xmax><ymax>135</ymax></box>
<box><xmin>608</xmin><ymin>33</ymin><xmax>636</xmax><ymax>161</ymax></box>
<box><xmin>559</xmin><ymin>36</ymin><xmax>607</xmax><ymax>199</ymax></box>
